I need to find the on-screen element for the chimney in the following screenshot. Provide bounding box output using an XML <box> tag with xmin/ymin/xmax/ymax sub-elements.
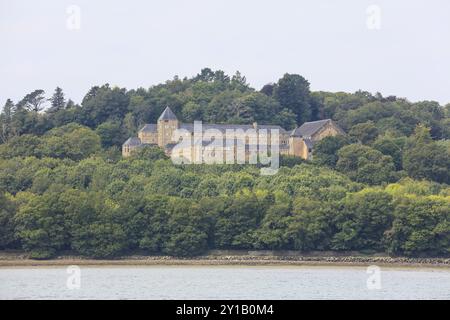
<box><xmin>252</xmin><ymin>122</ymin><xmax>258</xmax><ymax>129</ymax></box>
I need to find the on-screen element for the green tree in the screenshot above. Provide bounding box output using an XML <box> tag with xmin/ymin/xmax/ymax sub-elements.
<box><xmin>81</xmin><ymin>84</ymin><xmax>130</xmax><ymax>127</ymax></box>
<box><xmin>280</xmin><ymin>155</ymin><xmax>305</xmax><ymax>168</ymax></box>
<box><xmin>373</xmin><ymin>134</ymin><xmax>406</xmax><ymax>170</ymax></box>
<box><xmin>285</xmin><ymin>198</ymin><xmax>336</xmax><ymax>251</ymax></box>
<box><xmin>14</xmin><ymin>193</ymin><xmax>68</xmax><ymax>259</ymax></box>
<box><xmin>128</xmin><ymin>146</ymin><xmax>168</xmax><ymax>164</ymax></box>
<box><xmin>164</xmin><ymin>226</ymin><xmax>209</xmax><ymax>257</ymax></box>
<box><xmin>385</xmin><ymin>196</ymin><xmax>450</xmax><ymax>256</ymax></box>
<box><xmin>260</xmin><ymin>83</ymin><xmax>275</xmax><ymax>96</ymax></box>
<box><xmin>403</xmin><ymin>126</ymin><xmax>450</xmax><ymax>184</ymax></box>
<box><xmin>181</xmin><ymin>101</ymin><xmax>203</xmax><ymax>122</ymax></box>
<box><xmin>40</xmin><ymin>124</ymin><xmax>101</xmax><ymax>160</ymax></box>
<box><xmin>332</xmin><ymin>190</ymin><xmax>393</xmax><ymax>250</ymax></box>
<box><xmin>47</xmin><ymin>87</ymin><xmax>66</xmax><ymax>114</ymax></box>
<box><xmin>230</xmin><ymin>71</ymin><xmax>250</xmax><ymax>92</ymax></box>
<box><xmin>403</xmin><ymin>143</ymin><xmax>450</xmax><ymax>184</ymax></box>
<box><xmin>273</xmin><ymin>74</ymin><xmax>312</xmax><ymax>124</ymax></box>
<box><xmin>96</xmin><ymin>121</ymin><xmax>126</xmax><ymax>148</ymax></box>
<box><xmin>349</xmin><ymin>121</ymin><xmax>379</xmax><ymax>145</ymax></box>
<box><xmin>313</xmin><ymin>135</ymin><xmax>352</xmax><ymax>168</ymax></box>
<box><xmin>214</xmin><ymin>193</ymin><xmax>263</xmax><ymax>249</ymax></box>
<box><xmin>229</xmin><ymin>92</ymin><xmax>282</xmax><ymax>124</ymax></box>
<box><xmin>0</xmin><ymin>192</ymin><xmax>17</xmax><ymax>249</ymax></box>
<box><xmin>17</xmin><ymin>90</ymin><xmax>46</xmax><ymax>112</ymax></box>
<box><xmin>72</xmin><ymin>223</ymin><xmax>127</xmax><ymax>258</ymax></box>
<box><xmin>336</xmin><ymin>144</ymin><xmax>397</xmax><ymax>185</ymax></box>
<box><xmin>0</xmin><ymin>99</ymin><xmax>14</xmax><ymax>142</ymax></box>
<box><xmin>273</xmin><ymin>108</ymin><xmax>297</xmax><ymax>129</ymax></box>
<box><xmin>163</xmin><ymin>198</ymin><xmax>211</xmax><ymax>256</ymax></box>
<box><xmin>254</xmin><ymin>202</ymin><xmax>291</xmax><ymax>249</ymax></box>
<box><xmin>0</xmin><ymin>134</ymin><xmax>42</xmax><ymax>159</ymax></box>
<box><xmin>127</xmin><ymin>195</ymin><xmax>170</xmax><ymax>253</ymax></box>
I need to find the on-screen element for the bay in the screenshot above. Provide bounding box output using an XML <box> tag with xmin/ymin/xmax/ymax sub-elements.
<box><xmin>1</xmin><ymin>265</ymin><xmax>449</xmax><ymax>300</ymax></box>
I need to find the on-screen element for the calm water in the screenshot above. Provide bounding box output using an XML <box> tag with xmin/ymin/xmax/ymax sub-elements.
<box><xmin>1</xmin><ymin>266</ymin><xmax>450</xmax><ymax>300</ymax></box>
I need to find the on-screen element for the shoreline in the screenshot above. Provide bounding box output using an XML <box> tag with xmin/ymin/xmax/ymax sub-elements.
<box><xmin>1</xmin><ymin>253</ymin><xmax>450</xmax><ymax>269</ymax></box>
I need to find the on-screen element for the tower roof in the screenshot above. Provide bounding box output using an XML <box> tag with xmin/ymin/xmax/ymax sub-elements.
<box><xmin>158</xmin><ymin>106</ymin><xmax>178</xmax><ymax>121</ymax></box>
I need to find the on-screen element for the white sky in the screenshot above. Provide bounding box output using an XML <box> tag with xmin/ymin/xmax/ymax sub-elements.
<box><xmin>1</xmin><ymin>0</ymin><xmax>449</xmax><ymax>106</ymax></box>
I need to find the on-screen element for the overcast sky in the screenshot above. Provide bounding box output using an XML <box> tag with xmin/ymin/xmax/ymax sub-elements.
<box><xmin>1</xmin><ymin>0</ymin><xmax>449</xmax><ymax>107</ymax></box>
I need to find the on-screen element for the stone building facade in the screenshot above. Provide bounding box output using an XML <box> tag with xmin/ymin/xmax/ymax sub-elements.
<box><xmin>122</xmin><ymin>107</ymin><xmax>344</xmax><ymax>160</ymax></box>
<box><xmin>289</xmin><ymin>119</ymin><xmax>346</xmax><ymax>159</ymax></box>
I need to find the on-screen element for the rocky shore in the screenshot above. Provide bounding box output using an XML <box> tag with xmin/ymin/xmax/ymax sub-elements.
<box><xmin>1</xmin><ymin>251</ymin><xmax>449</xmax><ymax>268</ymax></box>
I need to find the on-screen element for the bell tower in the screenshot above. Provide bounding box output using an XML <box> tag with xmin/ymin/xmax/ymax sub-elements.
<box><xmin>157</xmin><ymin>106</ymin><xmax>179</xmax><ymax>147</ymax></box>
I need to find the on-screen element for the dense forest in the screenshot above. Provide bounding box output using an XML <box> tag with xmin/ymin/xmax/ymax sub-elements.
<box><xmin>0</xmin><ymin>68</ymin><xmax>449</xmax><ymax>259</ymax></box>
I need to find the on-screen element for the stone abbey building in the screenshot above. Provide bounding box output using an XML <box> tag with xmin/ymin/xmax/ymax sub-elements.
<box><xmin>122</xmin><ymin>107</ymin><xmax>345</xmax><ymax>160</ymax></box>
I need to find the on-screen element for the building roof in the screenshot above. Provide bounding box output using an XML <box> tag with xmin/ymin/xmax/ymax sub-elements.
<box><xmin>303</xmin><ymin>138</ymin><xmax>315</xmax><ymax>149</ymax></box>
<box><xmin>290</xmin><ymin>119</ymin><xmax>332</xmax><ymax>138</ymax></box>
<box><xmin>164</xmin><ymin>143</ymin><xmax>178</xmax><ymax>150</ymax></box>
<box><xmin>179</xmin><ymin>123</ymin><xmax>287</xmax><ymax>134</ymax></box>
<box><xmin>158</xmin><ymin>106</ymin><xmax>178</xmax><ymax>121</ymax></box>
<box><xmin>139</xmin><ymin>124</ymin><xmax>157</xmax><ymax>133</ymax></box>
<box><xmin>123</xmin><ymin>137</ymin><xmax>142</xmax><ymax>147</ymax></box>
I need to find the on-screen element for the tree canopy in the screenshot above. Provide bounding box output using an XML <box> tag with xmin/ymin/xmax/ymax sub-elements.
<box><xmin>0</xmin><ymin>68</ymin><xmax>449</xmax><ymax>259</ymax></box>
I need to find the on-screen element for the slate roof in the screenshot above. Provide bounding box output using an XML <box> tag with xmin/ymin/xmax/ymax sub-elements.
<box><xmin>290</xmin><ymin>119</ymin><xmax>332</xmax><ymax>138</ymax></box>
<box><xmin>303</xmin><ymin>138</ymin><xmax>315</xmax><ymax>149</ymax></box>
<box><xmin>165</xmin><ymin>143</ymin><xmax>178</xmax><ymax>150</ymax></box>
<box><xmin>179</xmin><ymin>123</ymin><xmax>287</xmax><ymax>134</ymax></box>
<box><xmin>128</xmin><ymin>107</ymin><xmax>294</xmax><ymax>148</ymax></box>
<box><xmin>139</xmin><ymin>124</ymin><xmax>157</xmax><ymax>133</ymax></box>
<box><xmin>158</xmin><ymin>107</ymin><xmax>178</xmax><ymax>121</ymax></box>
<box><xmin>123</xmin><ymin>137</ymin><xmax>142</xmax><ymax>147</ymax></box>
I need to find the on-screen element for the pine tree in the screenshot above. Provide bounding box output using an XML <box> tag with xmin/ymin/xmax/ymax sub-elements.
<box><xmin>0</xmin><ymin>99</ymin><xmax>14</xmax><ymax>143</ymax></box>
<box><xmin>231</xmin><ymin>71</ymin><xmax>249</xmax><ymax>91</ymax></box>
<box><xmin>66</xmin><ymin>99</ymin><xmax>75</xmax><ymax>109</ymax></box>
<box><xmin>47</xmin><ymin>87</ymin><xmax>66</xmax><ymax>113</ymax></box>
<box><xmin>17</xmin><ymin>89</ymin><xmax>46</xmax><ymax>112</ymax></box>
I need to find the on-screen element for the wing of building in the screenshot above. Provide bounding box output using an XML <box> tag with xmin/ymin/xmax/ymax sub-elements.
<box><xmin>122</xmin><ymin>106</ymin><xmax>345</xmax><ymax>160</ymax></box>
<box><xmin>289</xmin><ymin>119</ymin><xmax>346</xmax><ymax>159</ymax></box>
